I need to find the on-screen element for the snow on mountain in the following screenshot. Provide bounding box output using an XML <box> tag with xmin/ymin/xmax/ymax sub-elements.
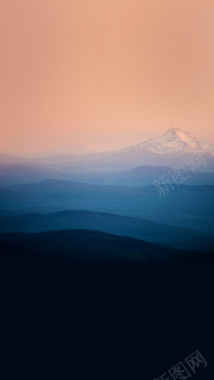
<box><xmin>198</xmin><ymin>140</ymin><xmax>214</xmax><ymax>153</ymax></box>
<box><xmin>118</xmin><ymin>128</ymin><xmax>214</xmax><ymax>156</ymax></box>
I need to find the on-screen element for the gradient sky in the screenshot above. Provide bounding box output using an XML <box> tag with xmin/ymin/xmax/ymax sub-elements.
<box><xmin>0</xmin><ymin>0</ymin><xmax>214</xmax><ymax>154</ymax></box>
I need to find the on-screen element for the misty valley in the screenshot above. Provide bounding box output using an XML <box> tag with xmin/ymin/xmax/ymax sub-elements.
<box><xmin>0</xmin><ymin>128</ymin><xmax>214</xmax><ymax>263</ymax></box>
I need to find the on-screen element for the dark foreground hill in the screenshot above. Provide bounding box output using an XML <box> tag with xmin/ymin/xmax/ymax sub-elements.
<box><xmin>0</xmin><ymin>229</ymin><xmax>213</xmax><ymax>263</ymax></box>
<box><xmin>0</xmin><ymin>210</ymin><xmax>213</xmax><ymax>251</ymax></box>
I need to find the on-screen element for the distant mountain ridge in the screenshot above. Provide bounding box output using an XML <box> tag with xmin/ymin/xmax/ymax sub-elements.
<box><xmin>1</xmin><ymin>128</ymin><xmax>214</xmax><ymax>170</ymax></box>
<box><xmin>1</xmin><ymin>164</ymin><xmax>214</xmax><ymax>187</ymax></box>
<box><xmin>38</xmin><ymin>142</ymin><xmax>100</xmax><ymax>156</ymax></box>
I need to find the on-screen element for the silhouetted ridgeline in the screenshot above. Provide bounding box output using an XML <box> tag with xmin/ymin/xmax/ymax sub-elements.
<box><xmin>0</xmin><ymin>230</ymin><xmax>213</xmax><ymax>263</ymax></box>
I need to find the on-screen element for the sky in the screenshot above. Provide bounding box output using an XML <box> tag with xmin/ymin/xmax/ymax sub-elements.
<box><xmin>0</xmin><ymin>0</ymin><xmax>214</xmax><ymax>154</ymax></box>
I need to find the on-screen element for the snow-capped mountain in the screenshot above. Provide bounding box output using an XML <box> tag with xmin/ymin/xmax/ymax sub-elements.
<box><xmin>118</xmin><ymin>128</ymin><xmax>214</xmax><ymax>156</ymax></box>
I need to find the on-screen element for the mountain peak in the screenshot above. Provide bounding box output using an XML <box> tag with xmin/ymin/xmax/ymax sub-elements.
<box><xmin>165</xmin><ymin>126</ymin><xmax>177</xmax><ymax>133</ymax></box>
<box><xmin>168</xmin><ymin>126</ymin><xmax>183</xmax><ymax>133</ymax></box>
<box><xmin>163</xmin><ymin>127</ymin><xmax>180</xmax><ymax>138</ymax></box>
<box><xmin>164</xmin><ymin>127</ymin><xmax>191</xmax><ymax>137</ymax></box>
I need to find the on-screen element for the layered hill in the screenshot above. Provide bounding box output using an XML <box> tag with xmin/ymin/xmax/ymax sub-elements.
<box><xmin>0</xmin><ymin>210</ymin><xmax>213</xmax><ymax>250</ymax></box>
<box><xmin>0</xmin><ymin>180</ymin><xmax>213</xmax><ymax>233</ymax></box>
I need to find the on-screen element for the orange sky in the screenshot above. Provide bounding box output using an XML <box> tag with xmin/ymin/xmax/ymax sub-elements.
<box><xmin>0</xmin><ymin>0</ymin><xmax>214</xmax><ymax>154</ymax></box>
